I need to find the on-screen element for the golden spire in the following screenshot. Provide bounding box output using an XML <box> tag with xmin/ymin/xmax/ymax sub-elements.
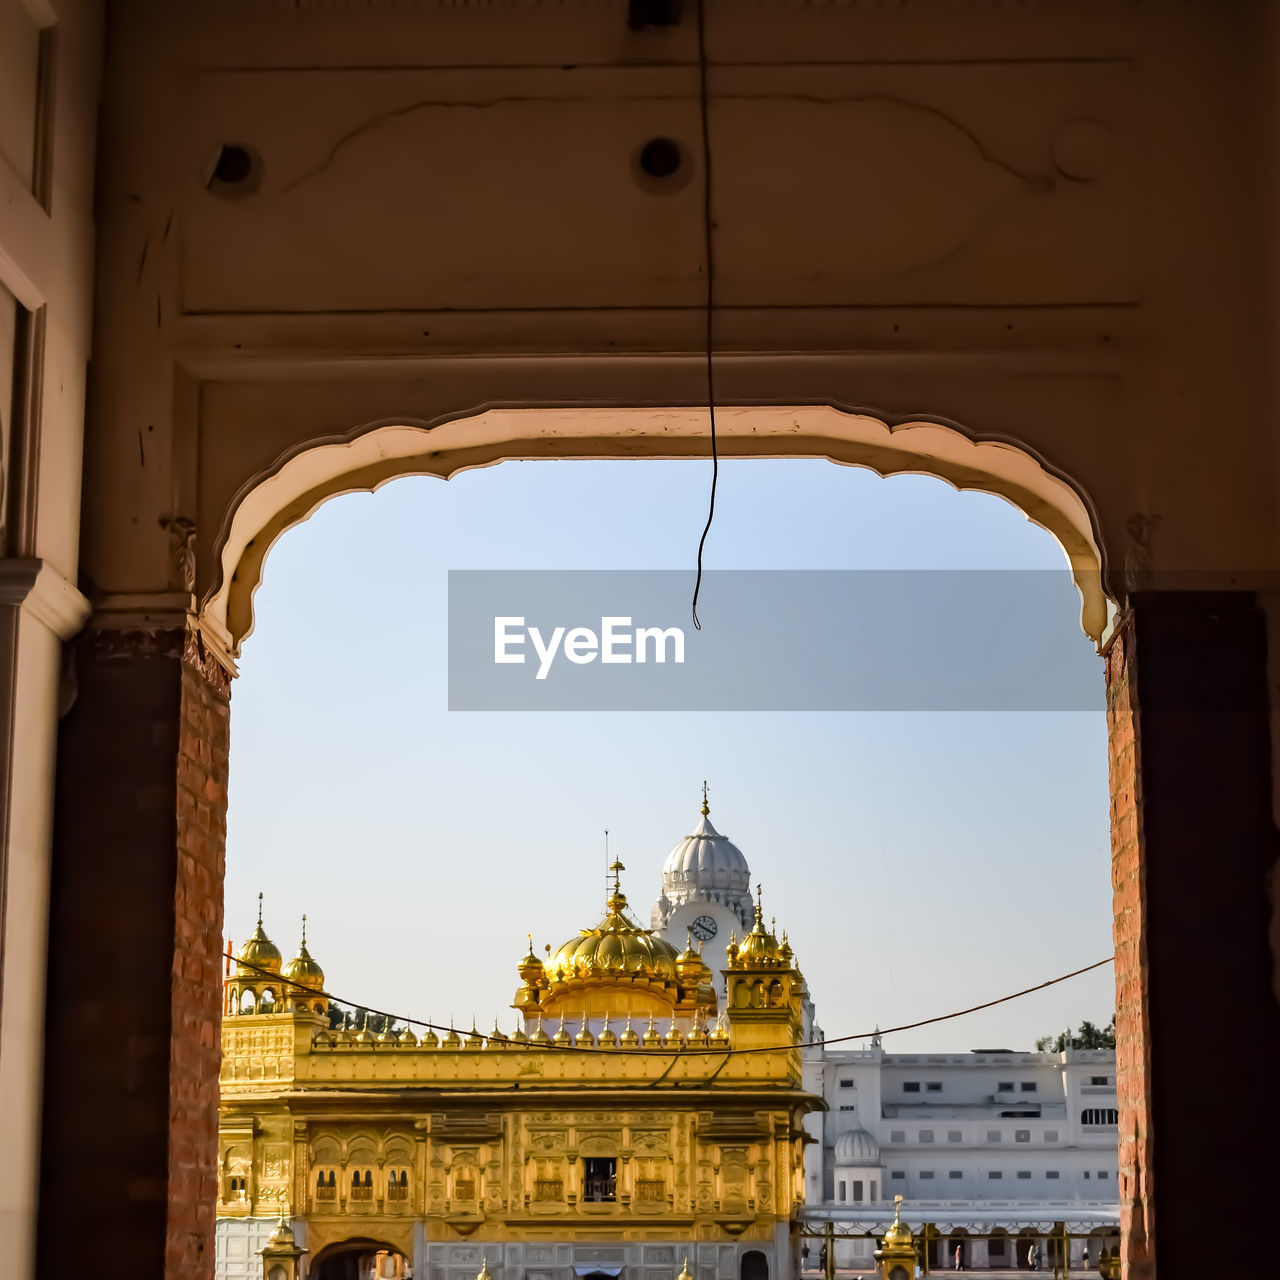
<box><xmin>678</xmin><ymin>1258</ymin><xmax>694</xmax><ymax>1280</ymax></box>
<box><xmin>257</xmin><ymin>892</ymin><xmax>264</xmax><ymax>929</ymax></box>
<box><xmin>754</xmin><ymin>883</ymin><xmax>764</xmax><ymax>929</ymax></box>
<box><xmin>701</xmin><ymin>781</ymin><xmax>709</xmax><ymax>817</ymax></box>
<box><xmin>477</xmin><ymin>1258</ymin><xmax>492</xmax><ymax>1280</ymax></box>
<box><xmin>300</xmin><ymin>912</ymin><xmax>306</xmax><ymax>945</ymax></box>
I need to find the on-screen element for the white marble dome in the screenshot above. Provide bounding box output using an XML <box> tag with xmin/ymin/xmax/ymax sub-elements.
<box><xmin>833</xmin><ymin>1128</ymin><xmax>880</xmax><ymax>1165</ymax></box>
<box><xmin>653</xmin><ymin>807</ymin><xmax>754</xmax><ymax>930</ymax></box>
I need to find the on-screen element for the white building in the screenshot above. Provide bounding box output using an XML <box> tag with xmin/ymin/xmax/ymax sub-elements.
<box><xmin>651</xmin><ymin>801</ymin><xmax>1121</xmax><ymax>1271</ymax></box>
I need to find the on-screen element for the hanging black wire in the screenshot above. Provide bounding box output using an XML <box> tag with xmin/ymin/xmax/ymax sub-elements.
<box><xmin>691</xmin><ymin>0</ymin><xmax>717</xmax><ymax>630</ymax></box>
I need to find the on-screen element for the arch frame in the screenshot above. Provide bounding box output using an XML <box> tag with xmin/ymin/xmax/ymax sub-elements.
<box><xmin>200</xmin><ymin>402</ymin><xmax>1114</xmax><ymax>668</ymax></box>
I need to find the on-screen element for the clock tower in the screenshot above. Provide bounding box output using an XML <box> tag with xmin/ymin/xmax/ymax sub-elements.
<box><xmin>651</xmin><ymin>787</ymin><xmax>754</xmax><ymax>1005</ymax></box>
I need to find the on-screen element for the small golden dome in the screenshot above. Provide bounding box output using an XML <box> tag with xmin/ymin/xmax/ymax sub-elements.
<box><xmin>881</xmin><ymin>1197</ymin><xmax>914</xmax><ymax>1248</ymax></box>
<box><xmin>530</xmin><ymin>1016</ymin><xmax>551</xmax><ymax>1045</ymax></box>
<box><xmin>574</xmin><ymin>1020</ymin><xmax>595</xmax><ymax>1047</ymax></box>
<box><xmin>510</xmin><ymin>1022</ymin><xmax>530</xmax><ymax>1045</ymax></box>
<box><xmin>518</xmin><ymin>934</ymin><xmax>545</xmax><ymax>983</ymax></box>
<box><xmin>710</xmin><ymin>1017</ymin><xmax>730</xmax><ymax>1045</ymax></box>
<box><xmin>443</xmin><ymin>1022</ymin><xmax>461</xmax><ymax>1049</ymax></box>
<box><xmin>552</xmin><ymin>1017</ymin><xmax>572</xmax><ymax>1047</ymax></box>
<box><xmin>355</xmin><ymin>1028</ymin><xmax>375</xmax><ymax>1045</ymax></box>
<box><xmin>281</xmin><ymin>915</ymin><xmax>324</xmax><ymax>992</ymax></box>
<box><xmin>598</xmin><ymin>1016</ymin><xmax>618</xmax><ymax>1047</ymax></box>
<box><xmin>677</xmin><ymin>1258</ymin><xmax>693</xmax><ymax>1280</ymax></box>
<box><xmin>398</xmin><ymin>1027</ymin><xmax>418</xmax><ymax>1046</ymax></box>
<box><xmin>464</xmin><ymin>1021</ymin><xmax>484</xmax><ymax>1049</ymax></box>
<box><xmin>619</xmin><ymin>1015</ymin><xmax>639</xmax><ymax>1048</ymax></box>
<box><xmin>662</xmin><ymin>1018</ymin><xmax>684</xmax><ymax>1049</ymax></box>
<box><xmin>729</xmin><ymin>886</ymin><xmax>784</xmax><ymax>968</ymax></box>
<box><xmin>421</xmin><ymin>1026</ymin><xmax>440</xmax><ymax>1048</ymax></box>
<box><xmin>642</xmin><ymin>1015</ymin><xmax>662</xmax><ymax>1047</ymax></box>
<box><xmin>488</xmin><ymin>1019</ymin><xmax>507</xmax><ymax>1049</ymax></box>
<box><xmin>236</xmin><ymin>895</ymin><xmax>282</xmax><ymax>975</ymax></box>
<box><xmin>377</xmin><ymin>1027</ymin><xmax>396</xmax><ymax>1043</ymax></box>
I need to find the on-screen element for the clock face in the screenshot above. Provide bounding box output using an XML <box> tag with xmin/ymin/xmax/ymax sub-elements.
<box><xmin>691</xmin><ymin>914</ymin><xmax>718</xmax><ymax>942</ymax></box>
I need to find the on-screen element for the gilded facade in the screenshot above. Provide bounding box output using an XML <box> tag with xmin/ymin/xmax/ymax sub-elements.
<box><xmin>217</xmin><ymin>864</ymin><xmax>820</xmax><ymax>1280</ymax></box>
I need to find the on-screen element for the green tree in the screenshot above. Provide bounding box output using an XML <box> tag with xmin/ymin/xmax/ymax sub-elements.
<box><xmin>1035</xmin><ymin>1016</ymin><xmax>1116</xmax><ymax>1052</ymax></box>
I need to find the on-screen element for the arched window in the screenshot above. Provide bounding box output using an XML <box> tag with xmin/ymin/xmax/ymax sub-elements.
<box><xmin>259</xmin><ymin>988</ymin><xmax>276</xmax><ymax>1013</ymax></box>
<box><xmin>388</xmin><ymin>1168</ymin><xmax>410</xmax><ymax>1201</ymax></box>
<box><xmin>239</xmin><ymin>988</ymin><xmax>256</xmax><ymax>1014</ymax></box>
<box><xmin>351</xmin><ymin>1168</ymin><xmax>374</xmax><ymax>1201</ymax></box>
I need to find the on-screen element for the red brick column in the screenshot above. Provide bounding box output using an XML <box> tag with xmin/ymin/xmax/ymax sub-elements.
<box><xmin>40</xmin><ymin>624</ymin><xmax>230</xmax><ymax>1280</ymax></box>
<box><xmin>1104</xmin><ymin>617</ymin><xmax>1154</xmax><ymax>1280</ymax></box>
<box><xmin>170</xmin><ymin>630</ymin><xmax>231</xmax><ymax>1279</ymax></box>
<box><xmin>1105</xmin><ymin>594</ymin><xmax>1280</xmax><ymax>1280</ymax></box>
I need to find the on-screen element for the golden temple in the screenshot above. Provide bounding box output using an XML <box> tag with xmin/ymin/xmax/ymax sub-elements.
<box><xmin>217</xmin><ymin>861</ymin><xmax>821</xmax><ymax>1280</ymax></box>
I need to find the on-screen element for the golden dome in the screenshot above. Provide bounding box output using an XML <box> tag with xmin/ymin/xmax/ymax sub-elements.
<box><xmin>236</xmin><ymin>894</ymin><xmax>282</xmax><ymax>975</ymax></box>
<box><xmin>882</xmin><ymin>1197</ymin><xmax>915</xmax><ymax>1248</ymax></box>
<box><xmin>552</xmin><ymin>1017</ymin><xmax>572</xmax><ymax>1047</ymax></box>
<box><xmin>281</xmin><ymin>916</ymin><xmax>324</xmax><ymax>991</ymax></box>
<box><xmin>518</xmin><ymin>935</ymin><xmax>545</xmax><ymax>985</ymax></box>
<box><xmin>545</xmin><ymin>863</ymin><xmax>679</xmax><ymax>982</ymax></box>
<box><xmin>530</xmin><ymin>1016</ymin><xmax>551</xmax><ymax>1045</ymax></box>
<box><xmin>398</xmin><ymin>1027</ymin><xmax>418</xmax><ymax>1046</ymax></box>
<box><xmin>421</xmin><ymin>1026</ymin><xmax>440</xmax><ymax>1048</ymax></box>
<box><xmin>619</xmin><ymin>1015</ymin><xmax>639</xmax><ymax>1048</ymax></box>
<box><xmin>598</xmin><ymin>1016</ymin><xmax>618</xmax><ymax>1047</ymax></box>
<box><xmin>727</xmin><ymin>885</ymin><xmax>785</xmax><ymax>968</ymax></box>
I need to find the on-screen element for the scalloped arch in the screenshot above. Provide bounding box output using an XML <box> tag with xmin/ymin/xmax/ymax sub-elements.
<box><xmin>201</xmin><ymin>404</ymin><xmax>1111</xmax><ymax>664</ymax></box>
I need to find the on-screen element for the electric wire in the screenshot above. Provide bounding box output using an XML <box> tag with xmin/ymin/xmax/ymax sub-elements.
<box><xmin>691</xmin><ymin>0</ymin><xmax>717</xmax><ymax>631</ymax></box>
<box><xmin>225</xmin><ymin>950</ymin><xmax>1113</xmax><ymax>1060</ymax></box>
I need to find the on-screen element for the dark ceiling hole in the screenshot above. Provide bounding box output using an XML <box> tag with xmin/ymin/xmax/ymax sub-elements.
<box><xmin>639</xmin><ymin>137</ymin><xmax>683</xmax><ymax>179</ymax></box>
<box><xmin>628</xmin><ymin>0</ymin><xmax>683</xmax><ymax>28</ymax></box>
<box><xmin>212</xmin><ymin>145</ymin><xmax>253</xmax><ymax>186</ymax></box>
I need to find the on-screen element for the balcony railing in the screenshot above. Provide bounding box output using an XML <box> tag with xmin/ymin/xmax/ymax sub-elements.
<box><xmin>533</xmin><ymin>1179</ymin><xmax>564</xmax><ymax>1201</ymax></box>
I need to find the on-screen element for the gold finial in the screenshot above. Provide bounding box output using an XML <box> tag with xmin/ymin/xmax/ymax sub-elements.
<box><xmin>701</xmin><ymin>781</ymin><xmax>709</xmax><ymax>817</ymax></box>
<box><xmin>477</xmin><ymin>1257</ymin><xmax>492</xmax><ymax>1280</ymax></box>
<box><xmin>754</xmin><ymin>883</ymin><xmax>764</xmax><ymax>927</ymax></box>
<box><xmin>257</xmin><ymin>892</ymin><xmax>264</xmax><ymax>929</ymax></box>
<box><xmin>300</xmin><ymin>913</ymin><xmax>307</xmax><ymax>946</ymax></box>
<box><xmin>678</xmin><ymin>1257</ymin><xmax>694</xmax><ymax>1280</ymax></box>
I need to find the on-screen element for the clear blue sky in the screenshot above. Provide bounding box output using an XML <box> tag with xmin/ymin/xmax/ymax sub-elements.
<box><xmin>225</xmin><ymin>458</ymin><xmax>1114</xmax><ymax>1052</ymax></box>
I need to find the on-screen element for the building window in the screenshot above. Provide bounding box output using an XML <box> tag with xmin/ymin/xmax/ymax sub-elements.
<box><xmin>839</xmin><ymin>1105</ymin><xmax>856</xmax><ymax>1112</ymax></box>
<box><xmin>890</xmin><ymin>1171</ymin><xmax>906</xmax><ymax>1181</ymax></box>
<box><xmin>989</xmin><ymin>1238</ymin><xmax>1008</xmax><ymax>1258</ymax></box>
<box><xmin>986</xmin><ymin>1131</ymin><xmax>1001</xmax><ymax>1143</ymax></box>
<box><xmin>919</xmin><ymin>1130</ymin><xmax>934</xmax><ymax>1143</ymax></box>
<box><xmin>1015</xmin><ymin>1130</ymin><xmax>1031</xmax><ymax>1143</ymax></box>
<box><xmin>453</xmin><ymin>1175</ymin><xmax>476</xmax><ymax>1202</ymax></box>
<box><xmin>533</xmin><ymin>1176</ymin><xmax>564</xmax><ymax>1201</ymax></box>
<box><xmin>852</xmin><ymin>1181</ymin><xmax>864</xmax><ymax>1202</ymax></box>
<box><xmin>947</xmin><ymin>1131</ymin><xmax>962</xmax><ymax>1143</ymax></box>
<box><xmin>1020</xmin><ymin>1082</ymin><xmax>1038</xmax><ymax>1093</ymax></box>
<box><xmin>926</xmin><ymin>1082</ymin><xmax>942</xmax><ymax>1092</ymax></box>
<box><xmin>871</xmin><ymin>1181</ymin><xmax>878</xmax><ymax>1201</ymax></box>
<box><xmin>315</xmin><ymin>1170</ymin><xmax>336</xmax><ymax>1201</ymax></box>
<box><xmin>997</xmin><ymin>1081</ymin><xmax>1014</xmax><ymax>1091</ymax></box>
<box><xmin>583</xmin><ymin>1158</ymin><xmax>617</xmax><ymax>1203</ymax></box>
<box><xmin>988</xmin><ymin>1171</ymin><xmax>1003</xmax><ymax>1180</ymax></box>
<box><xmin>839</xmin><ymin>1180</ymin><xmax>847</xmax><ymax>1202</ymax></box>
<box><xmin>890</xmin><ymin>1131</ymin><xmax>905</xmax><ymax>1143</ymax></box>
<box><xmin>919</xmin><ymin>1171</ymin><xmax>934</xmax><ymax>1180</ymax></box>
<box><xmin>948</xmin><ymin>1171</ymin><xmax>963</xmax><ymax>1180</ymax></box>
<box><xmin>1083</xmin><ymin>1172</ymin><xmax>1091</xmax><ymax>1179</ymax></box>
<box><xmin>1044</xmin><ymin>1131</ymin><xmax>1059</xmax><ymax>1143</ymax></box>
<box><xmin>1098</xmin><ymin>1170</ymin><xmax>1110</xmax><ymax>1180</ymax></box>
<box><xmin>903</xmin><ymin>1082</ymin><xmax>921</xmax><ymax>1093</ymax></box>
<box><xmin>387</xmin><ymin>1170</ymin><xmax>409</xmax><ymax>1202</ymax></box>
<box><xmin>351</xmin><ymin>1170</ymin><xmax>374</xmax><ymax>1202</ymax></box>
<box><xmin>1081</xmin><ymin>1108</ymin><xmax>1119</xmax><ymax>1126</ymax></box>
<box><xmin>839</xmin><ymin>1079</ymin><xmax>855</xmax><ymax>1089</ymax></box>
<box><xmin>635</xmin><ymin>1178</ymin><xmax>665</xmax><ymax>1203</ymax></box>
<box><xmin>225</xmin><ymin>1175</ymin><xmax>247</xmax><ymax>1199</ymax></box>
<box><xmin>1017</xmin><ymin>1171</ymin><xmax>1032</xmax><ymax>1180</ymax></box>
<box><xmin>1046</xmin><ymin>1171</ymin><xmax>1060</xmax><ymax>1180</ymax></box>
<box><xmin>1090</xmin><ymin>1076</ymin><xmax>1112</xmax><ymax>1086</ymax></box>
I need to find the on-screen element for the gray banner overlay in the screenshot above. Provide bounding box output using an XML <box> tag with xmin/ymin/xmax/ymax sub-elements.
<box><xmin>448</xmin><ymin>570</ymin><xmax>1104</xmax><ymax>711</ymax></box>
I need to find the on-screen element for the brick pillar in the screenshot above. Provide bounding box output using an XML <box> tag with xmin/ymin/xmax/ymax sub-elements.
<box><xmin>40</xmin><ymin>625</ymin><xmax>229</xmax><ymax>1280</ymax></box>
<box><xmin>1106</xmin><ymin>593</ymin><xmax>1280</xmax><ymax>1280</ymax></box>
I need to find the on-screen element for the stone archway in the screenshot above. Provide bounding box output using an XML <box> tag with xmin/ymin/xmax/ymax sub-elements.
<box><xmin>198</xmin><ymin>403</ymin><xmax>1111</xmax><ymax>666</ymax></box>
